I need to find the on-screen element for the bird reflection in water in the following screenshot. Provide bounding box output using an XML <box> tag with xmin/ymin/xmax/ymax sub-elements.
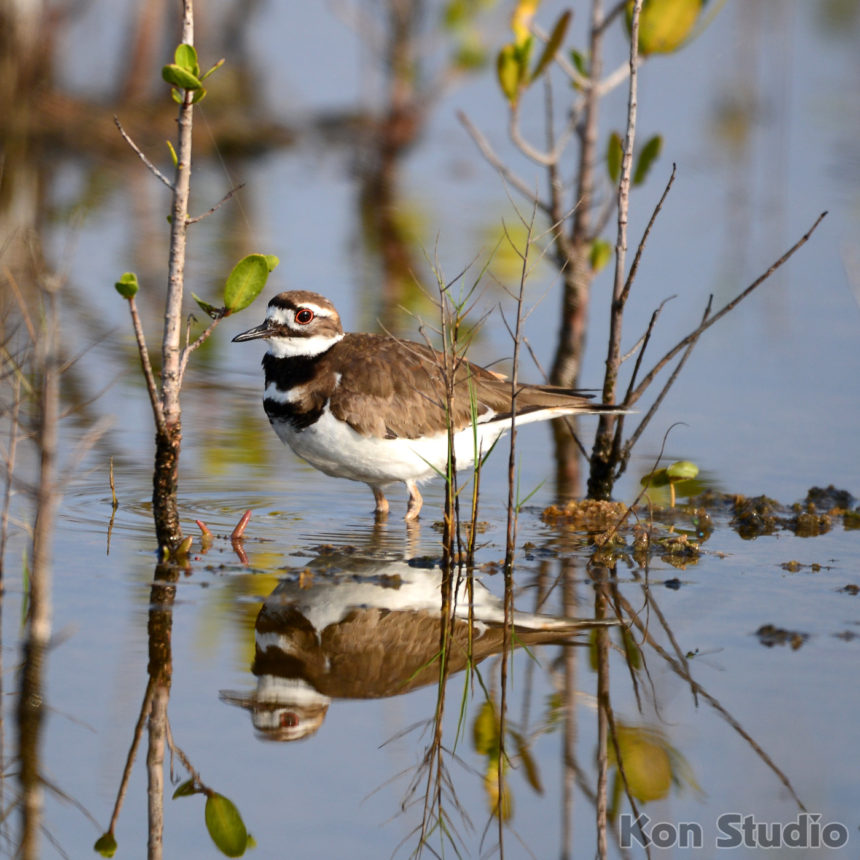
<box><xmin>220</xmin><ymin>553</ymin><xmax>616</xmax><ymax>741</ymax></box>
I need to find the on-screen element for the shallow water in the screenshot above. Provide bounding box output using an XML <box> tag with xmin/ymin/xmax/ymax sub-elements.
<box><xmin>3</xmin><ymin>460</ymin><xmax>852</xmax><ymax>858</ymax></box>
<box><xmin>2</xmin><ymin>1</ymin><xmax>860</xmax><ymax>857</ymax></box>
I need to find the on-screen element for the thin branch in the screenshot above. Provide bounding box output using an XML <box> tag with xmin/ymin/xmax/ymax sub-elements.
<box><xmin>186</xmin><ymin>183</ymin><xmax>246</xmax><ymax>224</ymax></box>
<box><xmin>620</xmin><ymin>297</ymin><xmax>712</xmax><ymax>469</ymax></box>
<box><xmin>457</xmin><ymin>111</ymin><xmax>551</xmax><ymax>216</ymax></box>
<box><xmin>596</xmin><ymin>0</ymin><xmax>632</xmax><ymax>36</ymax></box>
<box><xmin>127</xmin><ymin>297</ymin><xmax>165</xmax><ymax>431</ymax></box>
<box><xmin>3</xmin><ymin>267</ymin><xmax>36</xmax><ymax>341</ymax></box>
<box><xmin>619</xmin><ymin>164</ymin><xmax>677</xmax><ymax>309</ymax></box>
<box><xmin>113</xmin><ymin>117</ymin><xmax>174</xmax><ymax>191</ymax></box>
<box><xmin>627</xmin><ymin>211</ymin><xmax>828</xmax><ymax>406</ymax></box>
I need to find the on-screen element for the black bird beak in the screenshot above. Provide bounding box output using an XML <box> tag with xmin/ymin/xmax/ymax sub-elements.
<box><xmin>232</xmin><ymin>321</ymin><xmax>273</xmax><ymax>342</ymax></box>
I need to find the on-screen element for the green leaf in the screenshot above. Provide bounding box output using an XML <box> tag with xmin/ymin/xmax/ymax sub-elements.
<box><xmin>472</xmin><ymin>701</ymin><xmax>500</xmax><ymax>756</ymax></box>
<box><xmin>510</xmin><ymin>729</ymin><xmax>543</xmax><ymax>794</ymax></box>
<box><xmin>619</xmin><ymin>626</ymin><xmax>642</xmax><ymax>670</ymax></box>
<box><xmin>201</xmin><ymin>57</ymin><xmax>226</xmax><ymax>81</ymax></box>
<box><xmin>640</xmin><ymin>467</ymin><xmax>670</xmax><ymax>488</ymax></box>
<box><xmin>173</xmin><ymin>778</ymin><xmax>199</xmax><ymax>798</ymax></box>
<box><xmin>191</xmin><ymin>292</ymin><xmax>224</xmax><ymax>319</ymax></box>
<box><xmin>633</xmin><ymin>134</ymin><xmax>663</xmax><ymax>185</ymax></box>
<box><xmin>589</xmin><ymin>238</ymin><xmax>612</xmax><ymax>273</ymax></box>
<box><xmin>263</xmin><ymin>254</ymin><xmax>280</xmax><ymax>272</ymax></box>
<box><xmin>170</xmin><ymin>87</ymin><xmax>182</xmax><ymax>104</ymax></box>
<box><xmin>496</xmin><ymin>44</ymin><xmax>521</xmax><ymax>105</ymax></box>
<box><xmin>570</xmin><ymin>48</ymin><xmax>588</xmax><ymax>77</ymax></box>
<box><xmin>191</xmin><ymin>86</ymin><xmax>207</xmax><ymax>104</ymax></box>
<box><xmin>205</xmin><ymin>793</ymin><xmax>250</xmax><ymax>858</ymax></box>
<box><xmin>223</xmin><ymin>254</ymin><xmax>272</xmax><ymax>314</ymax></box>
<box><xmin>666</xmin><ymin>460</ymin><xmax>699</xmax><ymax>481</ymax></box>
<box><xmin>161</xmin><ymin>63</ymin><xmax>202</xmax><ymax>91</ymax></box>
<box><xmin>174</xmin><ymin>43</ymin><xmax>200</xmax><ymax>77</ymax></box>
<box><xmin>531</xmin><ymin>9</ymin><xmax>571</xmax><ymax>82</ymax></box>
<box><xmin>114</xmin><ymin>272</ymin><xmax>139</xmax><ymax>299</ymax></box>
<box><xmin>606</xmin><ymin>131</ymin><xmax>623</xmax><ymax>184</ymax></box>
<box><xmin>93</xmin><ymin>832</ymin><xmax>118</xmax><ymax>857</ymax></box>
<box><xmin>166</xmin><ymin>140</ymin><xmax>178</xmax><ymax>167</ymax></box>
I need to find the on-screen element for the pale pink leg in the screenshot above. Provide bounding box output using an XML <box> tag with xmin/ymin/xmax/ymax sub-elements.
<box><xmin>405</xmin><ymin>480</ymin><xmax>422</xmax><ymax>521</ymax></box>
<box><xmin>371</xmin><ymin>486</ymin><xmax>389</xmax><ymax>517</ymax></box>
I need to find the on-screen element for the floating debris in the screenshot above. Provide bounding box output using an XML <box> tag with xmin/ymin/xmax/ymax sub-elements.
<box><xmin>755</xmin><ymin>624</ymin><xmax>808</xmax><ymax>650</ymax></box>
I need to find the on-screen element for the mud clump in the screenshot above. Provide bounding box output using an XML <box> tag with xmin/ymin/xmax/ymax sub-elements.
<box><xmin>730</xmin><ymin>495</ymin><xmax>782</xmax><ymax>538</ymax></box>
<box><xmin>756</xmin><ymin>624</ymin><xmax>808</xmax><ymax>650</ymax></box>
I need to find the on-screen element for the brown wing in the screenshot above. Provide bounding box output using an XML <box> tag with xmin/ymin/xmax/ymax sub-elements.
<box><xmin>325</xmin><ymin>333</ymin><xmax>600</xmax><ymax>439</ymax></box>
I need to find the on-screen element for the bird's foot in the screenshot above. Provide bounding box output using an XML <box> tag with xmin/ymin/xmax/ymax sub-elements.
<box><xmin>405</xmin><ymin>481</ymin><xmax>422</xmax><ymax>521</ymax></box>
<box><xmin>372</xmin><ymin>487</ymin><xmax>389</xmax><ymax>518</ymax></box>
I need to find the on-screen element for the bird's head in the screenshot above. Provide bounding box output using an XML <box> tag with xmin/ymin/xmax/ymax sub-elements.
<box><xmin>232</xmin><ymin>290</ymin><xmax>344</xmax><ymax>358</ymax></box>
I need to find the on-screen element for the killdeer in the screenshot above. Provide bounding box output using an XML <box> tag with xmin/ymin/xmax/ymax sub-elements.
<box><xmin>233</xmin><ymin>290</ymin><xmax>620</xmax><ymax>520</ymax></box>
<box><xmin>220</xmin><ymin>553</ymin><xmax>617</xmax><ymax>741</ymax></box>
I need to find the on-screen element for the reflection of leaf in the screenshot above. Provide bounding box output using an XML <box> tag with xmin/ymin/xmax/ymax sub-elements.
<box><xmin>620</xmin><ymin>626</ymin><xmax>642</xmax><ymax>670</ymax></box>
<box><xmin>510</xmin><ymin>729</ymin><xmax>543</xmax><ymax>794</ymax></box>
<box><xmin>93</xmin><ymin>832</ymin><xmax>118</xmax><ymax>857</ymax></box>
<box><xmin>484</xmin><ymin>761</ymin><xmax>513</xmax><ymax>822</ymax></box>
<box><xmin>610</xmin><ymin>721</ymin><xmax>704</xmax><ymax>814</ymax></box>
<box><xmin>205</xmin><ymin>793</ymin><xmax>251</xmax><ymax>858</ymax></box>
<box><xmin>472</xmin><ymin>701</ymin><xmax>499</xmax><ymax>756</ymax></box>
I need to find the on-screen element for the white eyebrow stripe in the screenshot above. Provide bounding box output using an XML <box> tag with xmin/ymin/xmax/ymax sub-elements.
<box><xmin>266</xmin><ymin>303</ymin><xmax>335</xmax><ymax>324</ymax></box>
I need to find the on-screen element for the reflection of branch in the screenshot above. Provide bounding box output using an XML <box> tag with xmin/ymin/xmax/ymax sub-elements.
<box><xmin>108</xmin><ymin>679</ymin><xmax>156</xmax><ymax>835</ymax></box>
<box><xmin>618</xmin><ymin>590</ymin><xmax>807</xmax><ymax>811</ymax></box>
<box><xmin>18</xmin><ymin>287</ymin><xmax>61</xmax><ymax>859</ymax></box>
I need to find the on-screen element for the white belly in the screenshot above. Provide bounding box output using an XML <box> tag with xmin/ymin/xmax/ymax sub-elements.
<box><xmin>270</xmin><ymin>405</ymin><xmax>509</xmax><ymax>488</ymax></box>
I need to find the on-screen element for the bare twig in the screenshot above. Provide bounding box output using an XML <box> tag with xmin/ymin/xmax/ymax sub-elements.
<box><xmin>177</xmin><ymin>315</ymin><xmax>223</xmax><ymax>385</ymax></box>
<box><xmin>3</xmin><ymin>267</ymin><xmax>36</xmax><ymax>342</ymax></box>
<box><xmin>619</xmin><ymin>164</ymin><xmax>677</xmax><ymax>309</ymax></box>
<box><xmin>620</xmin><ymin>297</ymin><xmax>712</xmax><ymax>467</ymax></box>
<box><xmin>627</xmin><ymin>210</ymin><xmax>828</xmax><ymax>406</ymax></box>
<box><xmin>113</xmin><ymin>116</ymin><xmax>174</xmax><ymax>191</ymax></box>
<box><xmin>127</xmin><ymin>296</ymin><xmax>165</xmax><ymax>431</ymax></box>
<box><xmin>457</xmin><ymin>111</ymin><xmax>551</xmax><ymax>216</ymax></box>
<box><xmin>186</xmin><ymin>183</ymin><xmax>246</xmax><ymax>224</ymax></box>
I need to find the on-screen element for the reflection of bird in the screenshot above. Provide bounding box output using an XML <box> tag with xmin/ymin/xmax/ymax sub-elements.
<box><xmin>233</xmin><ymin>291</ymin><xmax>621</xmax><ymax>520</ymax></box>
<box><xmin>220</xmin><ymin>555</ymin><xmax>617</xmax><ymax>742</ymax></box>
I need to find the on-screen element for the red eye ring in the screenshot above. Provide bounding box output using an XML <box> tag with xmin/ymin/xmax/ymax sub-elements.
<box><xmin>295</xmin><ymin>308</ymin><xmax>314</xmax><ymax>325</ymax></box>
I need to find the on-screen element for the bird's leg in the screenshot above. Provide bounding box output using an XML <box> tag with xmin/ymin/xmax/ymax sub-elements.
<box><xmin>405</xmin><ymin>480</ymin><xmax>423</xmax><ymax>521</ymax></box>
<box><xmin>371</xmin><ymin>486</ymin><xmax>389</xmax><ymax>518</ymax></box>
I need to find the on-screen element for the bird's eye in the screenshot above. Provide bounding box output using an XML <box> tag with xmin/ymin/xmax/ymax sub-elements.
<box><xmin>295</xmin><ymin>308</ymin><xmax>314</xmax><ymax>325</ymax></box>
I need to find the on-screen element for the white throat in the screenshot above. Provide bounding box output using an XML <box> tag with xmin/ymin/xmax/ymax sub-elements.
<box><xmin>266</xmin><ymin>332</ymin><xmax>343</xmax><ymax>359</ymax></box>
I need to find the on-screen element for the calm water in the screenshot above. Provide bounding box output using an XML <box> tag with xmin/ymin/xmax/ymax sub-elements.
<box><xmin>3</xmin><ymin>1</ymin><xmax>860</xmax><ymax>857</ymax></box>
